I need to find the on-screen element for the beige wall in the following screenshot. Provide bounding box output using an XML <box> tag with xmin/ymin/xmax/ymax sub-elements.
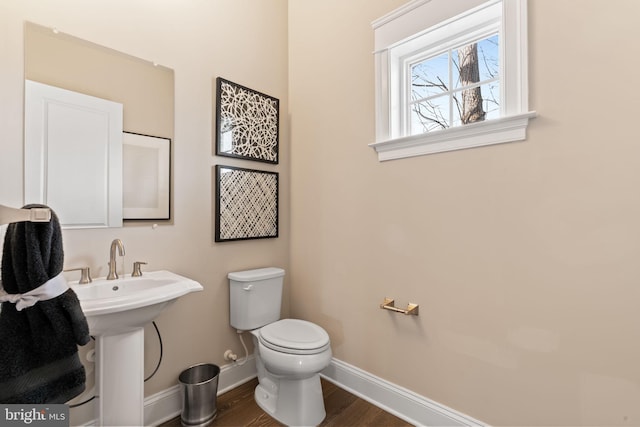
<box><xmin>25</xmin><ymin>22</ymin><xmax>174</xmax><ymax>141</ymax></box>
<box><xmin>0</xmin><ymin>0</ymin><xmax>289</xmax><ymax>423</ymax></box>
<box><xmin>2</xmin><ymin>0</ymin><xmax>640</xmax><ymax>425</ymax></box>
<box><xmin>289</xmin><ymin>0</ymin><xmax>640</xmax><ymax>426</ymax></box>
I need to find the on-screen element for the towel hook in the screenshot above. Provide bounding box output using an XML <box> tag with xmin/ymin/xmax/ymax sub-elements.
<box><xmin>379</xmin><ymin>297</ymin><xmax>419</xmax><ymax>316</ymax></box>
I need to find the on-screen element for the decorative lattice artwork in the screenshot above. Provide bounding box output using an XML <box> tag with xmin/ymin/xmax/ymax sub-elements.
<box><xmin>216</xmin><ymin>78</ymin><xmax>279</xmax><ymax>164</ymax></box>
<box><xmin>215</xmin><ymin>165</ymin><xmax>279</xmax><ymax>242</ymax></box>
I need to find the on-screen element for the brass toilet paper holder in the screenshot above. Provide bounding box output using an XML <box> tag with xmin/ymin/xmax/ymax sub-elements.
<box><xmin>379</xmin><ymin>298</ymin><xmax>419</xmax><ymax>316</ymax></box>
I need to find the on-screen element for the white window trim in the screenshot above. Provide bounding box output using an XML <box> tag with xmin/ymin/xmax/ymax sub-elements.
<box><xmin>370</xmin><ymin>0</ymin><xmax>536</xmax><ymax>161</ymax></box>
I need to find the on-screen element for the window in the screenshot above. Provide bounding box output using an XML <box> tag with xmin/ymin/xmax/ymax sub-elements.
<box><xmin>409</xmin><ymin>34</ymin><xmax>500</xmax><ymax>134</ymax></box>
<box><xmin>370</xmin><ymin>0</ymin><xmax>535</xmax><ymax>161</ymax></box>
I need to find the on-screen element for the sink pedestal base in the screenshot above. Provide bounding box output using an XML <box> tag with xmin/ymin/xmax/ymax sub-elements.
<box><xmin>96</xmin><ymin>328</ymin><xmax>144</xmax><ymax>426</ymax></box>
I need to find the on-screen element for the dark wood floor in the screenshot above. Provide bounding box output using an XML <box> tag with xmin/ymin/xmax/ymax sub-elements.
<box><xmin>160</xmin><ymin>377</ymin><xmax>411</xmax><ymax>427</ymax></box>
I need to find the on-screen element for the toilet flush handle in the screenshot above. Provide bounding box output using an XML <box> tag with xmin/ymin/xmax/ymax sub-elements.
<box><xmin>242</xmin><ymin>285</ymin><xmax>253</xmax><ymax>291</ymax></box>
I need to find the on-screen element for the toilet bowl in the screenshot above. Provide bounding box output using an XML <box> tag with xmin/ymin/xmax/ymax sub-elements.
<box><xmin>228</xmin><ymin>268</ymin><xmax>332</xmax><ymax>426</ymax></box>
<box><xmin>251</xmin><ymin>319</ymin><xmax>332</xmax><ymax>426</ymax></box>
<box><xmin>254</xmin><ymin>319</ymin><xmax>331</xmax><ymax>377</ymax></box>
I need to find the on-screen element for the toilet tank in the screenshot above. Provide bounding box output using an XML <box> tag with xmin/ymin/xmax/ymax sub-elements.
<box><xmin>228</xmin><ymin>267</ymin><xmax>285</xmax><ymax>331</ymax></box>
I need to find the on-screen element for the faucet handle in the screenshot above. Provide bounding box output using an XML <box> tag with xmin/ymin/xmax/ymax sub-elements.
<box><xmin>132</xmin><ymin>261</ymin><xmax>147</xmax><ymax>277</ymax></box>
<box><xmin>64</xmin><ymin>267</ymin><xmax>93</xmax><ymax>284</ymax></box>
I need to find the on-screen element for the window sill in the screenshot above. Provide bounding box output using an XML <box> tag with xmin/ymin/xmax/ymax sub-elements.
<box><xmin>369</xmin><ymin>111</ymin><xmax>537</xmax><ymax>161</ymax></box>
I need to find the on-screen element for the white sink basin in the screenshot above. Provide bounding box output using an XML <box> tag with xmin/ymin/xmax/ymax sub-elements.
<box><xmin>70</xmin><ymin>270</ymin><xmax>203</xmax><ymax>335</ymax></box>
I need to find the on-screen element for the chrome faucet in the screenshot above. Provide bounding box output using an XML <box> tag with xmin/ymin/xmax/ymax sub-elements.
<box><xmin>107</xmin><ymin>239</ymin><xmax>125</xmax><ymax>280</ymax></box>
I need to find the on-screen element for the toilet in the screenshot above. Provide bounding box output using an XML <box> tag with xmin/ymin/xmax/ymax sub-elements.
<box><xmin>228</xmin><ymin>267</ymin><xmax>332</xmax><ymax>427</ymax></box>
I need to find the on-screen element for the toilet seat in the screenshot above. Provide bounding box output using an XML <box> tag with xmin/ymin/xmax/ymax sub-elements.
<box><xmin>259</xmin><ymin>319</ymin><xmax>330</xmax><ymax>355</ymax></box>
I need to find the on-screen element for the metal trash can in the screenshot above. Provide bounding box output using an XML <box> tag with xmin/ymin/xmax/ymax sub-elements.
<box><xmin>179</xmin><ymin>363</ymin><xmax>220</xmax><ymax>427</ymax></box>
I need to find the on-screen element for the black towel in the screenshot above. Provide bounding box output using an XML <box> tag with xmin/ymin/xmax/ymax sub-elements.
<box><xmin>0</xmin><ymin>204</ymin><xmax>90</xmax><ymax>404</ymax></box>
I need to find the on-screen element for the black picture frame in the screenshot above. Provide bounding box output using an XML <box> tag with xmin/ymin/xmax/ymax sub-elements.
<box><xmin>214</xmin><ymin>165</ymin><xmax>279</xmax><ymax>242</ymax></box>
<box><xmin>215</xmin><ymin>77</ymin><xmax>280</xmax><ymax>164</ymax></box>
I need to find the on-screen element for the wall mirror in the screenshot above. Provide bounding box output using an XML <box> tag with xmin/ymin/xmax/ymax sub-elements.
<box><xmin>23</xmin><ymin>22</ymin><xmax>175</xmax><ymax>228</ymax></box>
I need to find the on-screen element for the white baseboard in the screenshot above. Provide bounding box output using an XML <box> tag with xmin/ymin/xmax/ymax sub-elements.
<box><xmin>320</xmin><ymin>358</ymin><xmax>486</xmax><ymax>427</ymax></box>
<box><xmin>73</xmin><ymin>356</ymin><xmax>484</xmax><ymax>427</ymax></box>
<box><xmin>145</xmin><ymin>356</ymin><xmax>257</xmax><ymax>426</ymax></box>
<box><xmin>71</xmin><ymin>356</ymin><xmax>257</xmax><ymax>427</ymax></box>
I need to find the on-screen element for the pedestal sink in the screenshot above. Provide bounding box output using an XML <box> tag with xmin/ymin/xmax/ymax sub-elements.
<box><xmin>70</xmin><ymin>270</ymin><xmax>203</xmax><ymax>426</ymax></box>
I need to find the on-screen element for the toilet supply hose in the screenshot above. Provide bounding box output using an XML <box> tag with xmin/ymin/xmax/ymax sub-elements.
<box><xmin>233</xmin><ymin>330</ymin><xmax>249</xmax><ymax>366</ymax></box>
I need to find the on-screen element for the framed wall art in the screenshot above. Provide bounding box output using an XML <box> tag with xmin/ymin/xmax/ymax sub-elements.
<box><xmin>123</xmin><ymin>131</ymin><xmax>171</xmax><ymax>220</ymax></box>
<box><xmin>215</xmin><ymin>165</ymin><xmax>279</xmax><ymax>242</ymax></box>
<box><xmin>215</xmin><ymin>77</ymin><xmax>279</xmax><ymax>164</ymax></box>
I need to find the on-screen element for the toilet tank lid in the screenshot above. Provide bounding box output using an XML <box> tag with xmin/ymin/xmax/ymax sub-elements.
<box><xmin>228</xmin><ymin>267</ymin><xmax>285</xmax><ymax>282</ymax></box>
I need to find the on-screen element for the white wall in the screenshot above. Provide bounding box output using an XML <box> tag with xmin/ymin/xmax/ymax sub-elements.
<box><xmin>0</xmin><ymin>1</ymin><xmax>289</xmax><ymax>423</ymax></box>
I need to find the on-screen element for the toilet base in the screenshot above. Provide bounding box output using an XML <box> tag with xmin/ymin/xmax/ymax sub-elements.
<box><xmin>254</xmin><ymin>374</ymin><xmax>326</xmax><ymax>427</ymax></box>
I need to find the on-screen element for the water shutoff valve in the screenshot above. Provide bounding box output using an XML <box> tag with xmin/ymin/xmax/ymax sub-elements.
<box><xmin>224</xmin><ymin>350</ymin><xmax>238</xmax><ymax>362</ymax></box>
